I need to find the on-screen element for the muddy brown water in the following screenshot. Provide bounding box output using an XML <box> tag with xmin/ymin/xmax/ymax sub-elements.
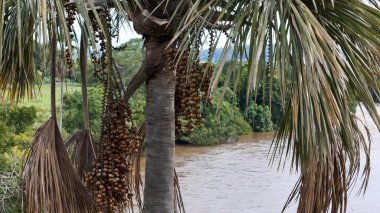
<box><xmin>141</xmin><ymin>105</ymin><xmax>380</xmax><ymax>213</ymax></box>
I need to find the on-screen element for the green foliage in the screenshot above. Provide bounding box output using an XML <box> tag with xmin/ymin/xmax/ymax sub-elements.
<box><xmin>0</xmin><ymin>120</ymin><xmax>13</xmax><ymax>155</ymax></box>
<box><xmin>220</xmin><ymin>62</ymin><xmax>282</xmax><ymax>130</ymax></box>
<box><xmin>129</xmin><ymin>93</ymin><xmax>146</xmax><ymax>126</ymax></box>
<box><xmin>0</xmin><ymin>105</ymin><xmax>36</xmax><ymax>156</ymax></box>
<box><xmin>70</xmin><ymin>38</ymin><xmax>144</xmax><ymax>87</ymax></box>
<box><xmin>62</xmin><ymin>38</ymin><xmax>146</xmax><ymax>136</ymax></box>
<box><xmin>62</xmin><ymin>85</ymin><xmax>147</xmax><ymax>139</ymax></box>
<box><xmin>62</xmin><ymin>87</ymin><xmax>103</xmax><ymax>140</ymax></box>
<box><xmin>6</xmin><ymin>106</ymin><xmax>37</xmax><ymax>133</ymax></box>
<box><xmin>245</xmin><ymin>103</ymin><xmax>273</xmax><ymax>132</ymax></box>
<box><xmin>113</xmin><ymin>38</ymin><xmax>144</xmax><ymax>84</ymax></box>
<box><xmin>182</xmin><ymin>88</ymin><xmax>252</xmax><ymax>145</ymax></box>
<box><xmin>0</xmin><ymin>105</ymin><xmax>34</xmax><ymax>213</ymax></box>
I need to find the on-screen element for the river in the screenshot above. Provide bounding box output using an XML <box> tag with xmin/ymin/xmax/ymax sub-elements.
<box><xmin>171</xmin><ymin>105</ymin><xmax>380</xmax><ymax>213</ymax></box>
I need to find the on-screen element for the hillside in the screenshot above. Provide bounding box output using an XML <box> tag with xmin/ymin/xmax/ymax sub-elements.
<box><xmin>200</xmin><ymin>46</ymin><xmax>249</xmax><ymax>62</ymax></box>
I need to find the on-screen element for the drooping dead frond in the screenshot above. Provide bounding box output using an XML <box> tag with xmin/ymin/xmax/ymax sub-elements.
<box><xmin>65</xmin><ymin>129</ymin><xmax>97</xmax><ymax>181</ymax></box>
<box><xmin>174</xmin><ymin>169</ymin><xmax>186</xmax><ymax>213</ymax></box>
<box><xmin>133</xmin><ymin>121</ymin><xmax>146</xmax><ymax>210</ymax></box>
<box><xmin>64</xmin><ymin>28</ymin><xmax>97</xmax><ymax>181</ymax></box>
<box><xmin>283</xmin><ymin>128</ymin><xmax>370</xmax><ymax>213</ymax></box>
<box><xmin>22</xmin><ymin>23</ymin><xmax>95</xmax><ymax>213</ymax></box>
<box><xmin>23</xmin><ymin>118</ymin><xmax>96</xmax><ymax>213</ymax></box>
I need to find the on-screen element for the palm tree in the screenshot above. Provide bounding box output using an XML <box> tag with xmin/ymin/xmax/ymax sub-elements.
<box><xmin>0</xmin><ymin>0</ymin><xmax>380</xmax><ymax>213</ymax></box>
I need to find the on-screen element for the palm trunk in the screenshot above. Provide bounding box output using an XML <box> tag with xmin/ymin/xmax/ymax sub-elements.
<box><xmin>143</xmin><ymin>36</ymin><xmax>176</xmax><ymax>213</ymax></box>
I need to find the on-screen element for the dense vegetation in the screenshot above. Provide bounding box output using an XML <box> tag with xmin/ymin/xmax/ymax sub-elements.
<box><xmin>181</xmin><ymin>88</ymin><xmax>252</xmax><ymax>145</ymax></box>
<box><xmin>0</xmin><ymin>37</ymin><xmax>362</xmax><ymax>211</ymax></box>
<box><xmin>0</xmin><ymin>105</ymin><xmax>37</xmax><ymax>212</ymax></box>
<box><xmin>1</xmin><ymin>38</ymin><xmax>360</xmax><ymax>151</ymax></box>
<box><xmin>0</xmin><ymin>1</ymin><xmax>378</xmax><ymax>212</ymax></box>
<box><xmin>62</xmin><ymin>88</ymin><xmax>103</xmax><ymax>139</ymax></box>
<box><xmin>60</xmin><ymin>39</ymin><xmax>273</xmax><ymax>146</ymax></box>
<box><xmin>0</xmin><ymin>105</ymin><xmax>37</xmax><ymax>166</ymax></box>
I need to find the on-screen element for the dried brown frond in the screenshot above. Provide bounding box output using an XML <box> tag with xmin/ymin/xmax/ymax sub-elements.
<box><xmin>282</xmin><ymin>116</ymin><xmax>371</xmax><ymax>213</ymax></box>
<box><xmin>174</xmin><ymin>169</ymin><xmax>186</xmax><ymax>213</ymax></box>
<box><xmin>65</xmin><ymin>129</ymin><xmax>97</xmax><ymax>181</ymax></box>
<box><xmin>133</xmin><ymin>121</ymin><xmax>146</xmax><ymax>210</ymax></box>
<box><xmin>284</xmin><ymin>154</ymin><xmax>348</xmax><ymax>213</ymax></box>
<box><xmin>22</xmin><ymin>118</ymin><xmax>96</xmax><ymax>213</ymax></box>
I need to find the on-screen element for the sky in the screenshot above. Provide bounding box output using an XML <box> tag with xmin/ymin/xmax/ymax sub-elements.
<box><xmin>115</xmin><ymin>21</ymin><xmax>229</xmax><ymax>49</ymax></box>
<box><xmin>114</xmin><ymin>22</ymin><xmax>141</xmax><ymax>45</ymax></box>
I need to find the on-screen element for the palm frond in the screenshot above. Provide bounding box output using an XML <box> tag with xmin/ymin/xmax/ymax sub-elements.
<box><xmin>64</xmin><ymin>32</ymin><xmax>97</xmax><ymax>181</ymax></box>
<box><xmin>0</xmin><ymin>0</ymin><xmax>140</xmax><ymax>101</ymax></box>
<box><xmin>0</xmin><ymin>0</ymin><xmax>35</xmax><ymax>101</ymax></box>
<box><xmin>23</xmin><ymin>118</ymin><xmax>96</xmax><ymax>213</ymax></box>
<box><xmin>65</xmin><ymin>129</ymin><xmax>97</xmax><ymax>180</ymax></box>
<box><xmin>174</xmin><ymin>0</ymin><xmax>380</xmax><ymax>212</ymax></box>
<box><xmin>22</xmin><ymin>21</ymin><xmax>95</xmax><ymax>213</ymax></box>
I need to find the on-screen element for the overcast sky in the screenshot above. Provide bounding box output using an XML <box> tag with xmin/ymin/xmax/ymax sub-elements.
<box><xmin>114</xmin><ymin>21</ymin><xmax>229</xmax><ymax>49</ymax></box>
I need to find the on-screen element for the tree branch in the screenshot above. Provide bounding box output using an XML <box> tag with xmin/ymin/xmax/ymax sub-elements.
<box><xmin>123</xmin><ymin>36</ymin><xmax>170</xmax><ymax>101</ymax></box>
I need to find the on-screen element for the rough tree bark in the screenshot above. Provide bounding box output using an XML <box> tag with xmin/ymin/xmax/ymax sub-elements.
<box><xmin>142</xmin><ymin>36</ymin><xmax>175</xmax><ymax>213</ymax></box>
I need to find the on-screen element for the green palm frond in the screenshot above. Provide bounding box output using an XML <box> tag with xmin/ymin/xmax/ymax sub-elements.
<box><xmin>0</xmin><ymin>0</ymin><xmax>140</xmax><ymax>101</ymax></box>
<box><xmin>0</xmin><ymin>0</ymin><xmax>35</xmax><ymax>101</ymax></box>
<box><xmin>174</xmin><ymin>0</ymin><xmax>380</xmax><ymax>212</ymax></box>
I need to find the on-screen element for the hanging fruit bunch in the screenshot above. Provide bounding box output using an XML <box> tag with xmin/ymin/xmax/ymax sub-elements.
<box><xmin>165</xmin><ymin>46</ymin><xmax>213</xmax><ymax>135</ymax></box>
<box><xmin>84</xmin><ymin>9</ymin><xmax>142</xmax><ymax>212</ymax></box>
<box><xmin>85</xmin><ymin>95</ymin><xmax>142</xmax><ymax>212</ymax></box>
<box><xmin>89</xmin><ymin>12</ymin><xmax>106</xmax><ymax>81</ymax></box>
<box><xmin>64</xmin><ymin>0</ymin><xmax>76</xmax><ymax>69</ymax></box>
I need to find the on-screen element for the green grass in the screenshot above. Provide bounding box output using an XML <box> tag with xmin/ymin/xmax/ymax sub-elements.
<box><xmin>17</xmin><ymin>83</ymin><xmax>82</xmax><ymax>111</ymax></box>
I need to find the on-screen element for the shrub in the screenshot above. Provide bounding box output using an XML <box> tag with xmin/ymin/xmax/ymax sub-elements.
<box><xmin>0</xmin><ymin>105</ymin><xmax>36</xmax><ymax>154</ymax></box>
<box><xmin>6</xmin><ymin>106</ymin><xmax>37</xmax><ymax>134</ymax></box>
<box><xmin>62</xmin><ymin>87</ymin><xmax>103</xmax><ymax>140</ymax></box>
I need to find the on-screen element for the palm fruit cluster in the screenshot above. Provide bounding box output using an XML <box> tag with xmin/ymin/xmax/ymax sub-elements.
<box><xmin>85</xmin><ymin>96</ymin><xmax>142</xmax><ymax>212</ymax></box>
<box><xmin>64</xmin><ymin>1</ymin><xmax>76</xmax><ymax>69</ymax></box>
<box><xmin>85</xmin><ymin>10</ymin><xmax>143</xmax><ymax>212</ymax></box>
<box><xmin>89</xmin><ymin>12</ymin><xmax>110</xmax><ymax>80</ymax></box>
<box><xmin>165</xmin><ymin>48</ymin><xmax>213</xmax><ymax>135</ymax></box>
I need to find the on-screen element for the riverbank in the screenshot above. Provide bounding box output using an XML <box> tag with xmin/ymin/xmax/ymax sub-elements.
<box><xmin>137</xmin><ymin>105</ymin><xmax>380</xmax><ymax>212</ymax></box>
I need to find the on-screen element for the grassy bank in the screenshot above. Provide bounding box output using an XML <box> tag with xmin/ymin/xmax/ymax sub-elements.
<box><xmin>17</xmin><ymin>83</ymin><xmax>82</xmax><ymax>111</ymax></box>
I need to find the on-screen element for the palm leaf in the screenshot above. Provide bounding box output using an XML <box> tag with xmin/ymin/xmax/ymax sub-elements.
<box><xmin>173</xmin><ymin>0</ymin><xmax>380</xmax><ymax>212</ymax></box>
<box><xmin>0</xmin><ymin>0</ymin><xmax>140</xmax><ymax>101</ymax></box>
<box><xmin>22</xmin><ymin>24</ymin><xmax>95</xmax><ymax>212</ymax></box>
<box><xmin>65</xmin><ymin>129</ymin><xmax>97</xmax><ymax>181</ymax></box>
<box><xmin>23</xmin><ymin>118</ymin><xmax>96</xmax><ymax>213</ymax></box>
<box><xmin>0</xmin><ymin>0</ymin><xmax>35</xmax><ymax>101</ymax></box>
